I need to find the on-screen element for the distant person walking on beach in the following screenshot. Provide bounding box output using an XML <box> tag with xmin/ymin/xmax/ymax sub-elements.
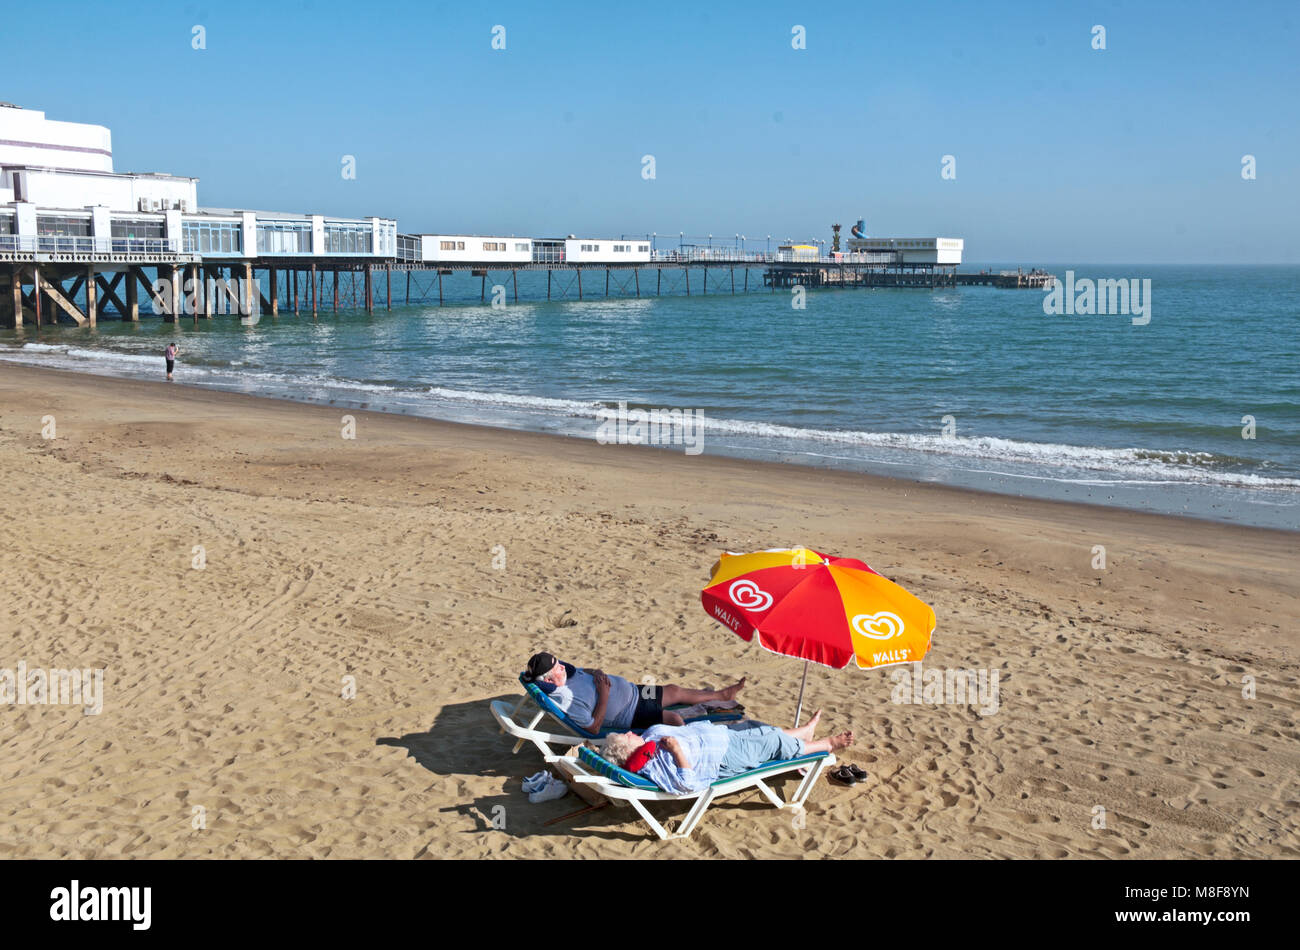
<box><xmin>164</xmin><ymin>342</ymin><xmax>178</xmax><ymax>380</ymax></box>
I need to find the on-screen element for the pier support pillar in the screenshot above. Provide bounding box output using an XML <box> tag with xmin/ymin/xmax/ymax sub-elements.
<box><xmin>82</xmin><ymin>266</ymin><xmax>96</xmax><ymax>326</ymax></box>
<box><xmin>185</xmin><ymin>264</ymin><xmax>199</xmax><ymax>324</ymax></box>
<box><xmin>293</xmin><ymin>269</ymin><xmax>299</xmax><ymax>313</ymax></box>
<box><xmin>310</xmin><ymin>263</ymin><xmax>318</xmax><ymax>317</ymax></box>
<box><xmin>577</xmin><ymin>269</ymin><xmax>582</xmax><ymax>301</ymax></box>
<box><xmin>406</xmin><ymin>270</ymin><xmax>411</xmax><ymax>304</ymax></box>
<box><xmin>33</xmin><ymin>266</ymin><xmax>42</xmax><ymax>327</ymax></box>
<box><xmin>6</xmin><ymin>266</ymin><xmax>23</xmax><ymax>329</ymax></box>
<box><xmin>386</xmin><ymin>264</ymin><xmax>392</xmax><ymax>311</ymax></box>
<box><xmin>634</xmin><ymin>268</ymin><xmax>640</xmax><ymax>297</ymax></box>
<box><xmin>512</xmin><ymin>269</ymin><xmax>517</xmax><ymax>302</ymax></box>
<box><xmin>125</xmin><ymin>267</ymin><xmax>141</xmax><ymax>321</ymax></box>
<box><xmin>201</xmin><ymin>266</ymin><xmax>213</xmax><ymax>319</ymax></box>
<box><xmin>170</xmin><ymin>264</ymin><xmax>181</xmax><ymax>321</ymax></box>
<box><xmin>684</xmin><ymin>268</ymin><xmax>690</xmax><ymax>296</ymax></box>
<box><xmin>547</xmin><ymin>269</ymin><xmax>551</xmax><ymax>300</ymax></box>
<box><xmin>270</xmin><ymin>267</ymin><xmax>279</xmax><ymax>316</ymax></box>
<box><xmin>364</xmin><ymin>265</ymin><xmax>373</xmax><ymax>313</ymax></box>
<box><xmin>605</xmin><ymin>268</ymin><xmax>610</xmax><ymax>297</ymax></box>
<box><xmin>242</xmin><ymin>263</ymin><xmax>254</xmax><ymax>318</ymax></box>
<box><xmin>657</xmin><ymin>268</ymin><xmax>661</xmax><ymax>295</ymax></box>
<box><xmin>332</xmin><ymin>269</ymin><xmax>339</xmax><ymax>312</ymax></box>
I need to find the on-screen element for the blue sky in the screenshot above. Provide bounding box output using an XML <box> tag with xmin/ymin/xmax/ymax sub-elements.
<box><xmin>7</xmin><ymin>0</ymin><xmax>1298</xmax><ymax>262</ymax></box>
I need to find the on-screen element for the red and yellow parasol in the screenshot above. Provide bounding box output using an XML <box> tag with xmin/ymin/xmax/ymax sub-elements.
<box><xmin>701</xmin><ymin>548</ymin><xmax>936</xmax><ymax>722</ymax></box>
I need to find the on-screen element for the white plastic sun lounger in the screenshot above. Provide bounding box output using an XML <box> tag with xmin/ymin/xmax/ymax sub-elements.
<box><xmin>545</xmin><ymin>744</ymin><xmax>835</xmax><ymax>840</ymax></box>
<box><xmin>491</xmin><ymin>676</ymin><xmax>742</xmax><ymax>759</ymax></box>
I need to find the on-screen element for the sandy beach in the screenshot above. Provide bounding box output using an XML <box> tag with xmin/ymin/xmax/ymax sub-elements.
<box><xmin>0</xmin><ymin>363</ymin><xmax>1295</xmax><ymax>859</ymax></box>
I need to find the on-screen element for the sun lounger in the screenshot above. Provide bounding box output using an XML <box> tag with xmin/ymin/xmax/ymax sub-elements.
<box><xmin>490</xmin><ymin>674</ymin><xmax>742</xmax><ymax>758</ymax></box>
<box><xmin>544</xmin><ymin>744</ymin><xmax>836</xmax><ymax>840</ymax></box>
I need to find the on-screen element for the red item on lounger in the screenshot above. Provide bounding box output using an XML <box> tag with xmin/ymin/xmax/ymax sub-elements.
<box><xmin>625</xmin><ymin>741</ymin><xmax>657</xmax><ymax>772</ymax></box>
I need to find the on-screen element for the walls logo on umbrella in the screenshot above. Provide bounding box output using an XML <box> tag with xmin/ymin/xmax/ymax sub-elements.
<box><xmin>851</xmin><ymin>611</ymin><xmax>904</xmax><ymax>640</ymax></box>
<box><xmin>728</xmin><ymin>579</ymin><xmax>773</xmax><ymax>612</ymax></box>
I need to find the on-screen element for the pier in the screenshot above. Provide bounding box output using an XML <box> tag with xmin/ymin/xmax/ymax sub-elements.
<box><xmin>0</xmin><ymin>103</ymin><xmax>1055</xmax><ymax>328</ymax></box>
<box><xmin>954</xmin><ymin>269</ymin><xmax>1056</xmax><ymax>290</ymax></box>
<box><xmin>1</xmin><ymin>248</ymin><xmax>1058</xmax><ymax>327</ymax></box>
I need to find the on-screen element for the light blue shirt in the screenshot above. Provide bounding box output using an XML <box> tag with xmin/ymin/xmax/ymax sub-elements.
<box><xmin>638</xmin><ymin>722</ymin><xmax>732</xmax><ymax>793</ymax></box>
<box><xmin>550</xmin><ymin>669</ymin><xmax>639</xmax><ymax>732</ymax></box>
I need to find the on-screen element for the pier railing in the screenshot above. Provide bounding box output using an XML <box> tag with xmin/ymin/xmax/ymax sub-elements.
<box><xmin>649</xmin><ymin>248</ymin><xmax>899</xmax><ymax>265</ymax></box>
<box><xmin>380</xmin><ymin>242</ymin><xmax>905</xmax><ymax>269</ymax></box>
<box><xmin>0</xmin><ymin>235</ymin><xmax>182</xmax><ymax>255</ymax></box>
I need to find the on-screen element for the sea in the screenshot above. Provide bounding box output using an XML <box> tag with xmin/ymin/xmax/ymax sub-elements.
<box><xmin>2</xmin><ymin>263</ymin><xmax>1297</xmax><ymax>530</ymax></box>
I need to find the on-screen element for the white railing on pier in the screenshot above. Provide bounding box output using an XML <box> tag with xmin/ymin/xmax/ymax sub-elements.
<box><xmin>648</xmin><ymin>248</ymin><xmax>898</xmax><ymax>265</ymax></box>
<box><xmin>0</xmin><ymin>235</ymin><xmax>183</xmax><ymax>255</ymax></box>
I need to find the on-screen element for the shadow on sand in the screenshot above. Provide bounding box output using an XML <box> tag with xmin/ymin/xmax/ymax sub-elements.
<box><xmin>377</xmin><ymin>694</ymin><xmax>653</xmax><ymax>841</ymax></box>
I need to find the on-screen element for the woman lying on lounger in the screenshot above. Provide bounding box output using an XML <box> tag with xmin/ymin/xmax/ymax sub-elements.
<box><xmin>523</xmin><ymin>651</ymin><xmax>745</xmax><ymax>733</ymax></box>
<box><xmin>600</xmin><ymin>712</ymin><xmax>854</xmax><ymax>793</ymax></box>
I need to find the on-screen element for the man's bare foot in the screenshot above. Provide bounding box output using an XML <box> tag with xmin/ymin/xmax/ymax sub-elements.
<box><xmin>828</xmin><ymin>731</ymin><xmax>854</xmax><ymax>752</ymax></box>
<box><xmin>788</xmin><ymin>708</ymin><xmax>823</xmax><ymax>741</ymax></box>
<box><xmin>720</xmin><ymin>677</ymin><xmax>746</xmax><ymax>702</ymax></box>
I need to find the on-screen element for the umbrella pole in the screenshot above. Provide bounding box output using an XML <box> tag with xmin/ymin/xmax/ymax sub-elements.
<box><xmin>794</xmin><ymin>659</ymin><xmax>809</xmax><ymax>727</ymax></box>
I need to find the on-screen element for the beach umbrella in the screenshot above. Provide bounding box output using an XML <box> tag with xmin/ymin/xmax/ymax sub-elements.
<box><xmin>701</xmin><ymin>548</ymin><xmax>936</xmax><ymax>725</ymax></box>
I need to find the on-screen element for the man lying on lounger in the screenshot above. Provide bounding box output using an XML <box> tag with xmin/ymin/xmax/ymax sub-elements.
<box><xmin>600</xmin><ymin>712</ymin><xmax>853</xmax><ymax>793</ymax></box>
<box><xmin>523</xmin><ymin>651</ymin><xmax>745</xmax><ymax>733</ymax></box>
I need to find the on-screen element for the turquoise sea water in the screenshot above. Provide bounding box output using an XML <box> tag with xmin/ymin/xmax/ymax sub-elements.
<box><xmin>2</xmin><ymin>264</ymin><xmax>1297</xmax><ymax>529</ymax></box>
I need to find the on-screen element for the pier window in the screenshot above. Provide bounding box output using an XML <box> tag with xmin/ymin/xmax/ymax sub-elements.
<box><xmin>37</xmin><ymin>215</ymin><xmax>91</xmax><ymax>236</ymax></box>
<box><xmin>183</xmin><ymin>219</ymin><xmax>242</xmax><ymax>254</ymax></box>
<box><xmin>111</xmin><ymin>218</ymin><xmax>165</xmax><ymax>239</ymax></box>
<box><xmin>257</xmin><ymin>221</ymin><xmax>313</xmax><ymax>254</ymax></box>
<box><xmin>0</xmin><ymin>214</ymin><xmax>13</xmax><ymax>235</ymax></box>
<box><xmin>515</xmin><ymin>243</ymin><xmax>528</xmax><ymax>252</ymax></box>
<box><xmin>325</xmin><ymin>223</ymin><xmax>373</xmax><ymax>254</ymax></box>
<box><xmin>36</xmin><ymin>214</ymin><xmax>91</xmax><ymax>251</ymax></box>
<box><xmin>112</xmin><ymin>217</ymin><xmax>166</xmax><ymax>252</ymax></box>
<box><xmin>532</xmin><ymin>241</ymin><xmax>564</xmax><ymax>263</ymax></box>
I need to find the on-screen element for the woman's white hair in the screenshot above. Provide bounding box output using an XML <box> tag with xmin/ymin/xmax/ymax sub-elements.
<box><xmin>602</xmin><ymin>733</ymin><xmax>642</xmax><ymax>767</ymax></box>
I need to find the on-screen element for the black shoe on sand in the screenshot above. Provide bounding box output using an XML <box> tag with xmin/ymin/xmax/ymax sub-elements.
<box><xmin>829</xmin><ymin>765</ymin><xmax>858</xmax><ymax>785</ymax></box>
